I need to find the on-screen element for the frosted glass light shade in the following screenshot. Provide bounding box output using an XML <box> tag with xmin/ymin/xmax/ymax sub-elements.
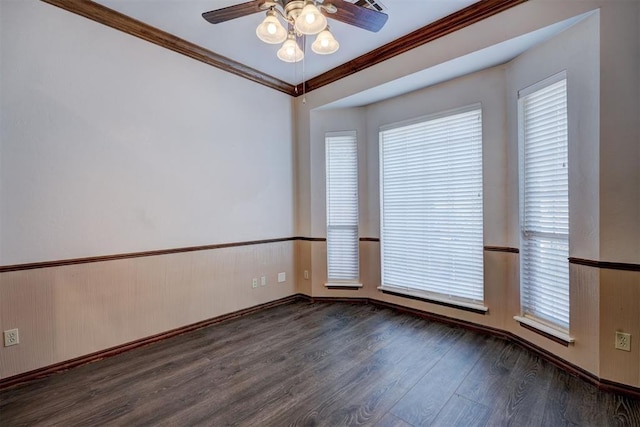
<box><xmin>277</xmin><ymin>34</ymin><xmax>304</xmax><ymax>63</ymax></box>
<box><xmin>294</xmin><ymin>1</ymin><xmax>327</xmax><ymax>35</ymax></box>
<box><xmin>311</xmin><ymin>28</ymin><xmax>339</xmax><ymax>55</ymax></box>
<box><xmin>256</xmin><ymin>11</ymin><xmax>287</xmax><ymax>44</ymax></box>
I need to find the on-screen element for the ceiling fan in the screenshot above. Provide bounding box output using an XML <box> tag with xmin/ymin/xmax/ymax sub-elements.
<box><xmin>202</xmin><ymin>0</ymin><xmax>388</xmax><ymax>62</ymax></box>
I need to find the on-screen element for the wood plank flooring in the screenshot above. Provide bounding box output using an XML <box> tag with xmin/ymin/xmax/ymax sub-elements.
<box><xmin>2</xmin><ymin>300</ymin><xmax>640</xmax><ymax>426</ymax></box>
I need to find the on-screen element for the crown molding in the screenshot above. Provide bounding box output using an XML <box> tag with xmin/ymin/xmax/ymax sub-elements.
<box><xmin>294</xmin><ymin>0</ymin><xmax>528</xmax><ymax>95</ymax></box>
<box><xmin>40</xmin><ymin>0</ymin><xmax>296</xmax><ymax>95</ymax></box>
<box><xmin>41</xmin><ymin>0</ymin><xmax>527</xmax><ymax>97</ymax></box>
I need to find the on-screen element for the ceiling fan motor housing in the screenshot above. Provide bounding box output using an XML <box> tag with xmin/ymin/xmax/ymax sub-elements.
<box><xmin>283</xmin><ymin>0</ymin><xmax>306</xmax><ymax>22</ymax></box>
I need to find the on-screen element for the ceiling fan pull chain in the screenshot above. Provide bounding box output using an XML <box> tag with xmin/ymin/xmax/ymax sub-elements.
<box><xmin>302</xmin><ymin>34</ymin><xmax>307</xmax><ymax>104</ymax></box>
<box><xmin>294</xmin><ymin>52</ymin><xmax>298</xmax><ymax>94</ymax></box>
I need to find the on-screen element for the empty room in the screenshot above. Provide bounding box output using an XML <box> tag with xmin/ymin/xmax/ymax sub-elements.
<box><xmin>1</xmin><ymin>0</ymin><xmax>639</xmax><ymax>425</ymax></box>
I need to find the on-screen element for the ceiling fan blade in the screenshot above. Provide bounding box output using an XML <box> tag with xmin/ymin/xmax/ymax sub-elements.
<box><xmin>324</xmin><ymin>0</ymin><xmax>388</xmax><ymax>32</ymax></box>
<box><xmin>354</xmin><ymin>0</ymin><xmax>379</xmax><ymax>9</ymax></box>
<box><xmin>202</xmin><ymin>1</ymin><xmax>267</xmax><ymax>24</ymax></box>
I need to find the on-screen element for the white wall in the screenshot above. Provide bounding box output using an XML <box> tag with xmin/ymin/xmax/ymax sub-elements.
<box><xmin>0</xmin><ymin>0</ymin><xmax>297</xmax><ymax>379</ymax></box>
<box><xmin>597</xmin><ymin>1</ymin><xmax>640</xmax><ymax>263</ymax></box>
<box><xmin>308</xmin><ymin>11</ymin><xmax>600</xmax><ymax>252</ymax></box>
<box><xmin>506</xmin><ymin>11</ymin><xmax>600</xmax><ymax>259</ymax></box>
<box><xmin>0</xmin><ymin>0</ymin><xmax>294</xmax><ymax>266</ymax></box>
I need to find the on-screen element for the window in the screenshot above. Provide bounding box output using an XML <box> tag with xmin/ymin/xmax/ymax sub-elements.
<box><xmin>379</xmin><ymin>106</ymin><xmax>484</xmax><ymax>309</ymax></box>
<box><xmin>326</xmin><ymin>131</ymin><xmax>359</xmax><ymax>283</ymax></box>
<box><xmin>517</xmin><ymin>74</ymin><xmax>570</xmax><ymax>335</ymax></box>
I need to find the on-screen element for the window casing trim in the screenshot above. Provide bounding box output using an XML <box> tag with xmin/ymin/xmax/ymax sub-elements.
<box><xmin>325</xmin><ymin>130</ymin><xmax>360</xmax><ymax>283</ymax></box>
<box><xmin>379</xmin><ymin>285</ymin><xmax>488</xmax><ymax>313</ymax></box>
<box><xmin>517</xmin><ymin>70</ymin><xmax>567</xmax><ymax>98</ymax></box>
<box><xmin>379</xmin><ymin>103</ymin><xmax>485</xmax><ymax>306</ymax></box>
<box><xmin>517</xmin><ymin>71</ymin><xmax>570</xmax><ymax>333</ymax></box>
<box><xmin>379</xmin><ymin>103</ymin><xmax>482</xmax><ymax>133</ymax></box>
<box><xmin>514</xmin><ymin>315</ymin><xmax>575</xmax><ymax>345</ymax></box>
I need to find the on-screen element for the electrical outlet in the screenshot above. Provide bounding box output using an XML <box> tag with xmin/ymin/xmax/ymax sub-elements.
<box><xmin>261</xmin><ymin>276</ymin><xmax>267</xmax><ymax>286</ymax></box>
<box><xmin>304</xmin><ymin>270</ymin><xmax>309</xmax><ymax>280</ymax></box>
<box><xmin>252</xmin><ymin>278</ymin><xmax>258</xmax><ymax>289</ymax></box>
<box><xmin>4</xmin><ymin>329</ymin><xmax>19</xmax><ymax>347</ymax></box>
<box><xmin>278</xmin><ymin>272</ymin><xmax>286</xmax><ymax>283</ymax></box>
<box><xmin>615</xmin><ymin>332</ymin><xmax>631</xmax><ymax>352</ymax></box>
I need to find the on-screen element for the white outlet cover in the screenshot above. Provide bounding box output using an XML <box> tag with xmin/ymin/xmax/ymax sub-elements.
<box><xmin>4</xmin><ymin>329</ymin><xmax>19</xmax><ymax>347</ymax></box>
<box><xmin>261</xmin><ymin>276</ymin><xmax>267</xmax><ymax>286</ymax></box>
<box><xmin>252</xmin><ymin>278</ymin><xmax>258</xmax><ymax>289</ymax></box>
<box><xmin>615</xmin><ymin>332</ymin><xmax>631</xmax><ymax>351</ymax></box>
<box><xmin>278</xmin><ymin>272</ymin><xmax>286</xmax><ymax>283</ymax></box>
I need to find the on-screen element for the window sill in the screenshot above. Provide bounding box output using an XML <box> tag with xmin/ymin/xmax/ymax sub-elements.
<box><xmin>514</xmin><ymin>316</ymin><xmax>575</xmax><ymax>346</ymax></box>
<box><xmin>378</xmin><ymin>286</ymin><xmax>488</xmax><ymax>315</ymax></box>
<box><xmin>324</xmin><ymin>283</ymin><xmax>363</xmax><ymax>290</ymax></box>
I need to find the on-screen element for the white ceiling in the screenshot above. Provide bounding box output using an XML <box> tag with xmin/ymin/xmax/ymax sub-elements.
<box><xmin>94</xmin><ymin>0</ymin><xmax>477</xmax><ymax>85</ymax></box>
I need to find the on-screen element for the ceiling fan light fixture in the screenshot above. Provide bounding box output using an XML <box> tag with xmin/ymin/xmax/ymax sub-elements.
<box><xmin>256</xmin><ymin>10</ymin><xmax>287</xmax><ymax>44</ymax></box>
<box><xmin>311</xmin><ymin>27</ymin><xmax>339</xmax><ymax>55</ymax></box>
<box><xmin>294</xmin><ymin>1</ymin><xmax>327</xmax><ymax>35</ymax></box>
<box><xmin>277</xmin><ymin>33</ymin><xmax>304</xmax><ymax>63</ymax></box>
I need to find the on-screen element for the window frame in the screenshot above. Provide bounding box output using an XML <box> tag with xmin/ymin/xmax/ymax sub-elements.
<box><xmin>325</xmin><ymin>130</ymin><xmax>361</xmax><ymax>287</ymax></box>
<box><xmin>515</xmin><ymin>71</ymin><xmax>574</xmax><ymax>343</ymax></box>
<box><xmin>378</xmin><ymin>104</ymin><xmax>486</xmax><ymax>312</ymax></box>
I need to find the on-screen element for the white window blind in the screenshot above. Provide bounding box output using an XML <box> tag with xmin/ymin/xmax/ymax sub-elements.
<box><xmin>380</xmin><ymin>106</ymin><xmax>484</xmax><ymax>304</ymax></box>
<box><xmin>519</xmin><ymin>76</ymin><xmax>569</xmax><ymax>331</ymax></box>
<box><xmin>326</xmin><ymin>131</ymin><xmax>359</xmax><ymax>282</ymax></box>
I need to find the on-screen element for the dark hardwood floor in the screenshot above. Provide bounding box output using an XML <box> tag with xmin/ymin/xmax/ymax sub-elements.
<box><xmin>2</xmin><ymin>300</ymin><xmax>640</xmax><ymax>426</ymax></box>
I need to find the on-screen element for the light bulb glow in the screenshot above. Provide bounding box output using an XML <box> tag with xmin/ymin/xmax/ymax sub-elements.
<box><xmin>295</xmin><ymin>2</ymin><xmax>327</xmax><ymax>35</ymax></box>
<box><xmin>256</xmin><ymin>11</ymin><xmax>287</xmax><ymax>44</ymax></box>
<box><xmin>277</xmin><ymin>34</ymin><xmax>304</xmax><ymax>63</ymax></box>
<box><xmin>311</xmin><ymin>28</ymin><xmax>339</xmax><ymax>55</ymax></box>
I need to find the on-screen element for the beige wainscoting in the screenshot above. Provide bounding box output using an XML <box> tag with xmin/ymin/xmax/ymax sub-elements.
<box><xmin>301</xmin><ymin>240</ymin><xmax>639</xmax><ymax>388</ymax></box>
<box><xmin>0</xmin><ymin>241</ymin><xmax>295</xmax><ymax>379</ymax></box>
<box><xmin>2</xmin><ymin>238</ymin><xmax>637</xmax><ymax>389</ymax></box>
<box><xmin>599</xmin><ymin>268</ymin><xmax>640</xmax><ymax>386</ymax></box>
